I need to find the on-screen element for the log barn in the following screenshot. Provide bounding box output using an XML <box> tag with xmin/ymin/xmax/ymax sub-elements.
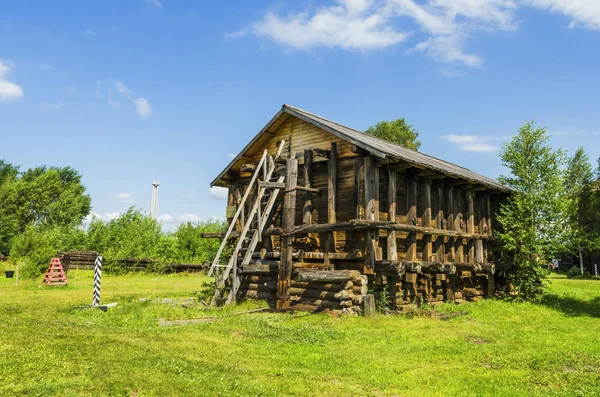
<box><xmin>206</xmin><ymin>104</ymin><xmax>513</xmax><ymax>315</ymax></box>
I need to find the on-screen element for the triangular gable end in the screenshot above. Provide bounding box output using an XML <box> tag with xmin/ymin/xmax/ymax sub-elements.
<box><xmin>211</xmin><ymin>107</ymin><xmax>357</xmax><ymax>187</ymax></box>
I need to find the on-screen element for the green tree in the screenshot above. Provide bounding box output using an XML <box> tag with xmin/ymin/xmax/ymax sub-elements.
<box><xmin>0</xmin><ymin>160</ymin><xmax>91</xmax><ymax>255</ymax></box>
<box><xmin>496</xmin><ymin>121</ymin><xmax>567</xmax><ymax>300</ymax></box>
<box><xmin>365</xmin><ymin>118</ymin><xmax>421</xmax><ymax>150</ymax></box>
<box><xmin>564</xmin><ymin>148</ymin><xmax>595</xmax><ymax>274</ymax></box>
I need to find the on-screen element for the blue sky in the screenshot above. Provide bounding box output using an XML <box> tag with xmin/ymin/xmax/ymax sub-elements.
<box><xmin>1</xmin><ymin>0</ymin><xmax>599</xmax><ymax>228</ymax></box>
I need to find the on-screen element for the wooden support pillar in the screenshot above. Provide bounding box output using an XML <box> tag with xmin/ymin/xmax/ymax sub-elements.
<box><xmin>446</xmin><ymin>273</ymin><xmax>456</xmax><ymax>303</ymax></box>
<box><xmin>364</xmin><ymin>157</ymin><xmax>379</xmax><ymax>274</ymax></box>
<box><xmin>406</xmin><ymin>170</ymin><xmax>418</xmax><ymax>262</ymax></box>
<box><xmin>445</xmin><ymin>185</ymin><xmax>455</xmax><ymax>262</ymax></box>
<box><xmin>277</xmin><ymin>158</ymin><xmax>298</xmax><ymax>309</ymax></box>
<box><xmin>421</xmin><ymin>178</ymin><xmax>433</xmax><ymax>262</ymax></box>
<box><xmin>388</xmin><ymin>276</ymin><xmax>398</xmax><ymax>309</ymax></box>
<box><xmin>354</xmin><ymin>157</ymin><xmax>365</xmax><ymax>220</ymax></box>
<box><xmin>387</xmin><ymin>168</ymin><xmax>397</xmax><ymax>261</ymax></box>
<box><xmin>327</xmin><ymin>143</ymin><xmax>338</xmax><ymax>253</ymax></box>
<box><xmin>487</xmin><ymin>273</ymin><xmax>495</xmax><ymax>298</ymax></box>
<box><xmin>303</xmin><ymin>149</ymin><xmax>313</xmax><ymax>225</ymax></box>
<box><xmin>466</xmin><ymin>187</ymin><xmax>475</xmax><ymax>263</ymax></box>
<box><xmin>434</xmin><ymin>180</ymin><xmax>445</xmax><ymax>263</ymax></box>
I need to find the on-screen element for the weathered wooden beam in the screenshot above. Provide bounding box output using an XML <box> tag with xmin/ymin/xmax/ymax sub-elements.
<box><xmin>445</xmin><ymin>185</ymin><xmax>455</xmax><ymax>262</ymax></box>
<box><xmin>285</xmin><ymin>220</ymin><xmax>494</xmax><ymax>240</ymax></box>
<box><xmin>277</xmin><ymin>158</ymin><xmax>298</xmax><ymax>309</ymax></box>
<box><xmin>466</xmin><ymin>187</ymin><xmax>475</xmax><ymax>263</ymax></box>
<box><xmin>303</xmin><ymin>149</ymin><xmax>313</xmax><ymax>225</ymax></box>
<box><xmin>406</xmin><ymin>170</ymin><xmax>418</xmax><ymax>261</ymax></box>
<box><xmin>387</xmin><ymin>168</ymin><xmax>397</xmax><ymax>261</ymax></box>
<box><xmin>328</xmin><ymin>143</ymin><xmax>337</xmax><ymax>224</ymax></box>
<box><xmin>421</xmin><ymin>178</ymin><xmax>433</xmax><ymax>262</ymax></box>
<box><xmin>354</xmin><ymin>157</ymin><xmax>365</xmax><ymax>219</ymax></box>
<box><xmin>434</xmin><ymin>180</ymin><xmax>445</xmax><ymax>263</ymax></box>
<box><xmin>364</xmin><ymin>157</ymin><xmax>379</xmax><ymax>273</ymax></box>
<box><xmin>312</xmin><ymin>148</ymin><xmax>330</xmax><ymax>159</ymax></box>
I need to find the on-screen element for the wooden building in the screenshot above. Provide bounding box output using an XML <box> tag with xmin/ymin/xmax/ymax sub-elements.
<box><xmin>206</xmin><ymin>105</ymin><xmax>513</xmax><ymax>314</ymax></box>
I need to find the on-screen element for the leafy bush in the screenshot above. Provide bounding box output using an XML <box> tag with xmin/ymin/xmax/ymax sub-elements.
<box><xmin>10</xmin><ymin>224</ymin><xmax>87</xmax><ymax>278</ymax></box>
<box><xmin>565</xmin><ymin>265</ymin><xmax>591</xmax><ymax>279</ymax></box>
<box><xmin>10</xmin><ymin>208</ymin><xmax>226</xmax><ymax>278</ymax></box>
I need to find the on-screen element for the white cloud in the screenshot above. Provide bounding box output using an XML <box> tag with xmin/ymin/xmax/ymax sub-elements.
<box><xmin>85</xmin><ymin>29</ymin><xmax>96</xmax><ymax>36</ymax></box>
<box><xmin>252</xmin><ymin>0</ymin><xmax>410</xmax><ymax>51</ymax></box>
<box><xmin>40</xmin><ymin>101</ymin><xmax>65</xmax><ymax>110</ymax></box>
<box><xmin>209</xmin><ymin>186</ymin><xmax>228</xmax><ymax>201</ymax></box>
<box><xmin>0</xmin><ymin>60</ymin><xmax>24</xmax><ymax>102</ymax></box>
<box><xmin>526</xmin><ymin>0</ymin><xmax>600</xmax><ymax>29</ymax></box>
<box><xmin>38</xmin><ymin>64</ymin><xmax>53</xmax><ymax>70</ymax></box>
<box><xmin>146</xmin><ymin>0</ymin><xmax>162</xmax><ymax>8</ymax></box>
<box><xmin>158</xmin><ymin>213</ymin><xmax>174</xmax><ymax>222</ymax></box>
<box><xmin>243</xmin><ymin>0</ymin><xmax>600</xmax><ymax>68</ymax></box>
<box><xmin>176</xmin><ymin>213</ymin><xmax>203</xmax><ymax>222</ymax></box>
<box><xmin>134</xmin><ymin>97</ymin><xmax>152</xmax><ymax>118</ymax></box>
<box><xmin>227</xmin><ymin>153</ymin><xmax>237</xmax><ymax>159</ymax></box>
<box><xmin>116</xmin><ymin>192</ymin><xmax>135</xmax><ymax>203</ymax></box>
<box><xmin>441</xmin><ymin>134</ymin><xmax>500</xmax><ymax>152</ymax></box>
<box><xmin>98</xmin><ymin>79</ymin><xmax>152</xmax><ymax>118</ymax></box>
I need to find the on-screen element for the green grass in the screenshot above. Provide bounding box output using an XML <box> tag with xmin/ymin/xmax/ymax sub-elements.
<box><xmin>0</xmin><ymin>271</ymin><xmax>599</xmax><ymax>396</ymax></box>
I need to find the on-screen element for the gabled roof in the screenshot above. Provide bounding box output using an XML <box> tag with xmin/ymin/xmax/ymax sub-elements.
<box><xmin>212</xmin><ymin>104</ymin><xmax>512</xmax><ymax>193</ymax></box>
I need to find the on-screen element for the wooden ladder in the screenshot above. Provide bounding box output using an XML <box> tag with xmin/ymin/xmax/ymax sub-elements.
<box><xmin>210</xmin><ymin>141</ymin><xmax>286</xmax><ymax>305</ymax></box>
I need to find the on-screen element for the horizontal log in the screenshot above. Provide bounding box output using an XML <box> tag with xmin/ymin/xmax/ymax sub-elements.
<box><xmin>288</xmin><ymin>288</ymin><xmax>353</xmax><ymax>301</ymax></box>
<box><xmin>245</xmin><ymin>275</ymin><xmax>277</xmax><ymax>284</ymax></box>
<box><xmin>240</xmin><ymin>262</ymin><xmax>279</xmax><ymax>275</ymax></box>
<box><xmin>295</xmin><ymin>269</ymin><xmax>362</xmax><ymax>283</ymax></box>
<box><xmin>240</xmin><ymin>282</ymin><xmax>277</xmax><ymax>291</ymax></box>
<box><xmin>302</xmin><ymin>251</ymin><xmax>364</xmax><ymax>260</ymax></box>
<box><xmin>375</xmin><ymin>261</ymin><xmax>405</xmax><ymax>276</ymax></box>
<box><xmin>201</xmin><ymin>231</ymin><xmax>240</xmax><ymax>239</ymax></box>
<box><xmin>286</xmin><ymin>220</ymin><xmax>493</xmax><ymax>240</ymax></box>
<box><xmin>290</xmin><ymin>280</ymin><xmax>354</xmax><ymax>291</ymax></box>
<box><xmin>293</xmin><ymin>262</ymin><xmax>333</xmax><ymax>271</ymax></box>
<box><xmin>238</xmin><ymin>289</ymin><xmax>275</xmax><ymax>300</ymax></box>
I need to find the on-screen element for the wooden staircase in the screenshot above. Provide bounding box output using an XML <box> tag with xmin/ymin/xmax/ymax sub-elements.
<box><xmin>209</xmin><ymin>141</ymin><xmax>286</xmax><ymax>305</ymax></box>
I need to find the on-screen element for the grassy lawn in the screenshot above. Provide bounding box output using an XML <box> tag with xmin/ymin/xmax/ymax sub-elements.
<box><xmin>0</xmin><ymin>271</ymin><xmax>599</xmax><ymax>396</ymax></box>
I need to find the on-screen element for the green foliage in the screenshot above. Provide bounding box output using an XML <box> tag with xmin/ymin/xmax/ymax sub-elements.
<box><xmin>0</xmin><ymin>159</ymin><xmax>91</xmax><ymax>255</ymax></box>
<box><xmin>172</xmin><ymin>220</ymin><xmax>225</xmax><ymax>263</ymax></box>
<box><xmin>565</xmin><ymin>265</ymin><xmax>591</xmax><ymax>279</ymax></box>
<box><xmin>370</xmin><ymin>286</ymin><xmax>391</xmax><ymax>313</ymax></box>
<box><xmin>10</xmin><ymin>224</ymin><xmax>88</xmax><ymax>278</ymax></box>
<box><xmin>496</xmin><ymin>121</ymin><xmax>568</xmax><ymax>300</ymax></box>
<box><xmin>10</xmin><ymin>208</ymin><xmax>226</xmax><ymax>278</ymax></box>
<box><xmin>365</xmin><ymin>118</ymin><xmax>421</xmax><ymax>150</ymax></box>
<box><xmin>564</xmin><ymin>147</ymin><xmax>597</xmax><ymax>257</ymax></box>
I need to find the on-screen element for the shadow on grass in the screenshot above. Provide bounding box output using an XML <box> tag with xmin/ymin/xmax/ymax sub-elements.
<box><xmin>540</xmin><ymin>295</ymin><xmax>600</xmax><ymax>318</ymax></box>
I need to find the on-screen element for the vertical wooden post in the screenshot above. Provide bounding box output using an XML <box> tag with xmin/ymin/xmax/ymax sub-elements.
<box><xmin>277</xmin><ymin>158</ymin><xmax>298</xmax><ymax>309</ymax></box>
<box><xmin>453</xmin><ymin>188</ymin><xmax>464</xmax><ymax>263</ymax></box>
<box><xmin>434</xmin><ymin>180</ymin><xmax>445</xmax><ymax>263</ymax></box>
<box><xmin>445</xmin><ymin>185</ymin><xmax>455</xmax><ymax>262</ymax></box>
<box><xmin>387</xmin><ymin>168</ymin><xmax>397</xmax><ymax>261</ymax></box>
<box><xmin>354</xmin><ymin>157</ymin><xmax>365</xmax><ymax>220</ymax></box>
<box><xmin>328</xmin><ymin>143</ymin><xmax>337</xmax><ymax>224</ymax></box>
<box><xmin>406</xmin><ymin>170</ymin><xmax>418</xmax><ymax>262</ymax></box>
<box><xmin>446</xmin><ymin>273</ymin><xmax>456</xmax><ymax>303</ymax></box>
<box><xmin>422</xmin><ymin>178</ymin><xmax>432</xmax><ymax>262</ymax></box>
<box><xmin>388</xmin><ymin>276</ymin><xmax>398</xmax><ymax>309</ymax></box>
<box><xmin>466</xmin><ymin>187</ymin><xmax>475</xmax><ymax>263</ymax></box>
<box><xmin>303</xmin><ymin>149</ymin><xmax>313</xmax><ymax>225</ymax></box>
<box><xmin>327</xmin><ymin>143</ymin><xmax>338</xmax><ymax>254</ymax></box>
<box><xmin>364</xmin><ymin>157</ymin><xmax>379</xmax><ymax>273</ymax></box>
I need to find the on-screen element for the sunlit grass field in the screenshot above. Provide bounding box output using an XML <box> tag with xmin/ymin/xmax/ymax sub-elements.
<box><xmin>0</xmin><ymin>270</ymin><xmax>599</xmax><ymax>396</ymax></box>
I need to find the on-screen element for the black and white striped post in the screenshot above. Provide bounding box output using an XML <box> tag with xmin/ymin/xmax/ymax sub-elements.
<box><xmin>93</xmin><ymin>255</ymin><xmax>103</xmax><ymax>306</ymax></box>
